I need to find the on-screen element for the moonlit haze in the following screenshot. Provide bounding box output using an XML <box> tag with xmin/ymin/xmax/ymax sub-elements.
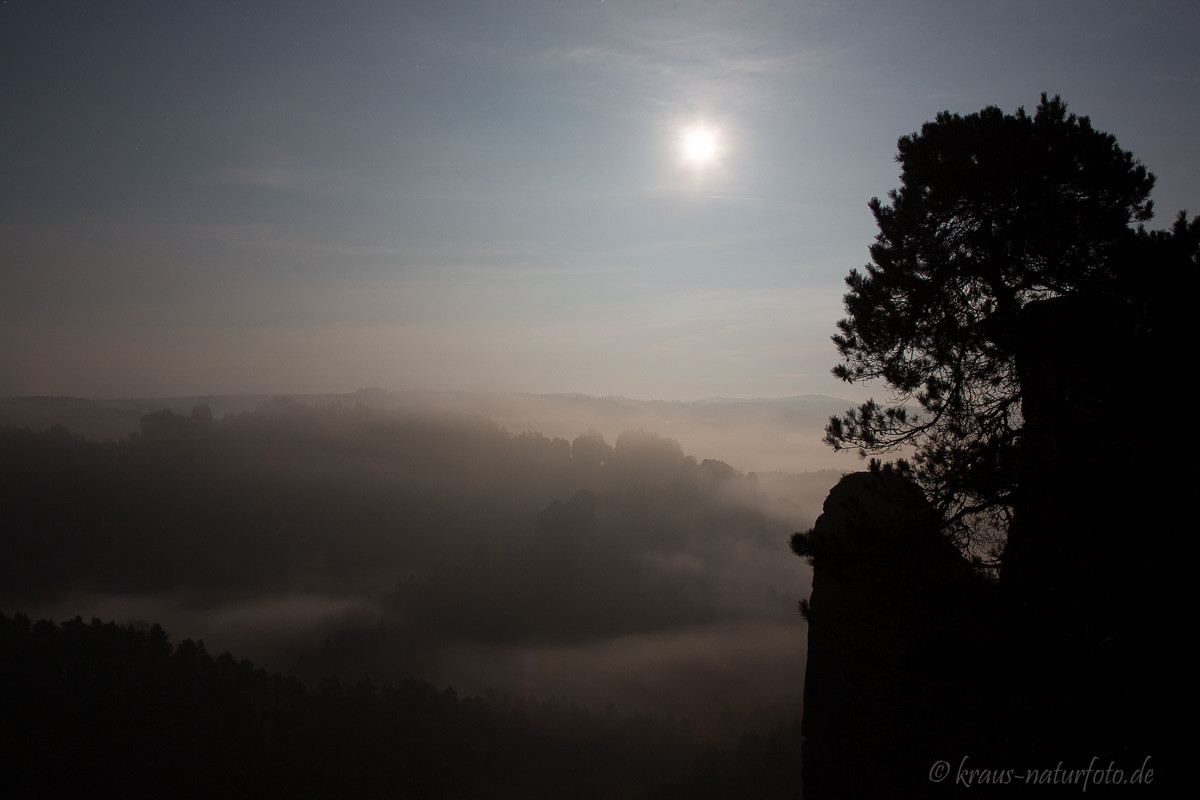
<box><xmin>3</xmin><ymin>1</ymin><xmax>1197</xmax><ymax>401</ymax></box>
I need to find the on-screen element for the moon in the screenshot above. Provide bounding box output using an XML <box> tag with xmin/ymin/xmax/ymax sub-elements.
<box><xmin>682</xmin><ymin>126</ymin><xmax>718</xmax><ymax>164</ymax></box>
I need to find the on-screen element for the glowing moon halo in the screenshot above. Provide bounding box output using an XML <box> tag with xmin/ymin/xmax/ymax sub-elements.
<box><xmin>682</xmin><ymin>126</ymin><xmax>718</xmax><ymax>164</ymax></box>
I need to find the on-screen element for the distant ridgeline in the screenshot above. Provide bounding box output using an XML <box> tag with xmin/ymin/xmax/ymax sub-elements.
<box><xmin>793</xmin><ymin>295</ymin><xmax>1189</xmax><ymax>796</ymax></box>
<box><xmin>138</xmin><ymin>403</ymin><xmax>216</xmax><ymax>437</ymax></box>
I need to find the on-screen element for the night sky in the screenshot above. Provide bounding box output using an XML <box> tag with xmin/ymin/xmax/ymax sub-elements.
<box><xmin>3</xmin><ymin>0</ymin><xmax>1198</xmax><ymax>400</ymax></box>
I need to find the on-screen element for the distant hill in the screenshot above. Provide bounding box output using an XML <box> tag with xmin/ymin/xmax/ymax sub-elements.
<box><xmin>0</xmin><ymin>389</ymin><xmax>863</xmax><ymax>473</ymax></box>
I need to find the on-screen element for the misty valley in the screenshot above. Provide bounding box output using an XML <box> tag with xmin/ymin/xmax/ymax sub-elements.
<box><xmin>5</xmin><ymin>50</ymin><xmax>1193</xmax><ymax>792</ymax></box>
<box><xmin>1</xmin><ymin>394</ymin><xmax>837</xmax><ymax>797</ymax></box>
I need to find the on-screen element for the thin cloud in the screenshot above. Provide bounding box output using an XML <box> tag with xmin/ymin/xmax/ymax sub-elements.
<box><xmin>211</xmin><ymin>158</ymin><xmax>351</xmax><ymax>195</ymax></box>
<box><xmin>551</xmin><ymin>11</ymin><xmax>834</xmax><ymax>108</ymax></box>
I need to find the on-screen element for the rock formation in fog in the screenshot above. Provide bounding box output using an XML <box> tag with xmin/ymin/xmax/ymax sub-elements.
<box><xmin>797</xmin><ymin>294</ymin><xmax>1190</xmax><ymax>795</ymax></box>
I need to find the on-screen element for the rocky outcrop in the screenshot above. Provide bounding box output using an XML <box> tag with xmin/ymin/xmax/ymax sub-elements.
<box><xmin>799</xmin><ymin>295</ymin><xmax>1188</xmax><ymax>796</ymax></box>
<box><xmin>1002</xmin><ymin>295</ymin><xmax>1188</xmax><ymax>779</ymax></box>
<box><xmin>793</xmin><ymin>469</ymin><xmax>995</xmax><ymax>797</ymax></box>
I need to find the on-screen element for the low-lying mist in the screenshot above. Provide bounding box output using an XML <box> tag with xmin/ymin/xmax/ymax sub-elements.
<box><xmin>0</xmin><ymin>388</ymin><xmax>864</xmax><ymax>475</ymax></box>
<box><xmin>1</xmin><ymin>396</ymin><xmax>846</xmax><ymax>736</ymax></box>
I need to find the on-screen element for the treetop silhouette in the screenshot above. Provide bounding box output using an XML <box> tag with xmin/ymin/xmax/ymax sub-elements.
<box><xmin>824</xmin><ymin>93</ymin><xmax>1186</xmax><ymax>557</ymax></box>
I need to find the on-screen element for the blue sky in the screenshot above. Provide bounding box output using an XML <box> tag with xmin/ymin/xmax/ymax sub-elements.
<box><xmin>3</xmin><ymin>0</ymin><xmax>1198</xmax><ymax>399</ymax></box>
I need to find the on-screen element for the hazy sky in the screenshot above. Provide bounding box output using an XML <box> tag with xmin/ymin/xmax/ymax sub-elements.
<box><xmin>3</xmin><ymin>0</ymin><xmax>1198</xmax><ymax>400</ymax></box>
